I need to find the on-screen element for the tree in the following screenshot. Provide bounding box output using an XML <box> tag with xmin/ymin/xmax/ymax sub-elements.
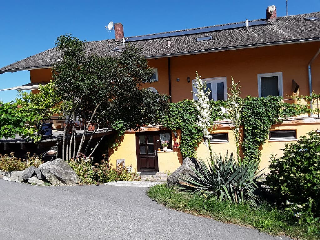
<box><xmin>0</xmin><ymin>82</ymin><xmax>61</xmax><ymax>142</ymax></box>
<box><xmin>53</xmin><ymin>35</ymin><xmax>168</xmax><ymax>160</ymax></box>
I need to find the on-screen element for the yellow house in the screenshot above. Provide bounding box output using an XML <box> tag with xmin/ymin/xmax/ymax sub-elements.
<box><xmin>1</xmin><ymin>6</ymin><xmax>320</xmax><ymax>173</ymax></box>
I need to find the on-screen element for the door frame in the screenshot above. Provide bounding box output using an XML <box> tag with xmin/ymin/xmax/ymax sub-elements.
<box><xmin>136</xmin><ymin>132</ymin><xmax>160</xmax><ymax>172</ymax></box>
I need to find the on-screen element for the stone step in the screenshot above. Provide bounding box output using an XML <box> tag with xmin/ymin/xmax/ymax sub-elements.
<box><xmin>139</xmin><ymin>172</ymin><xmax>168</xmax><ymax>182</ymax></box>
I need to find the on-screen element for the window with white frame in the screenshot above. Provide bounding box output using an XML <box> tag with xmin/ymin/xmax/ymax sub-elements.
<box><xmin>150</xmin><ymin>68</ymin><xmax>158</xmax><ymax>82</ymax></box>
<box><xmin>258</xmin><ymin>72</ymin><xmax>283</xmax><ymax>97</ymax></box>
<box><xmin>192</xmin><ymin>77</ymin><xmax>227</xmax><ymax>101</ymax></box>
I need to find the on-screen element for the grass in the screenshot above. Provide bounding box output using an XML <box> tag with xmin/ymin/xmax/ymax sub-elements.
<box><xmin>147</xmin><ymin>184</ymin><xmax>320</xmax><ymax>240</ymax></box>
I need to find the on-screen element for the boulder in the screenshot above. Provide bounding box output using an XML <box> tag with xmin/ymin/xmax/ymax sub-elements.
<box><xmin>6</xmin><ymin>171</ymin><xmax>24</xmax><ymax>183</ymax></box>
<box><xmin>35</xmin><ymin>168</ymin><xmax>45</xmax><ymax>180</ymax></box>
<box><xmin>167</xmin><ymin>157</ymin><xmax>197</xmax><ymax>187</ymax></box>
<box><xmin>22</xmin><ymin>166</ymin><xmax>36</xmax><ymax>181</ymax></box>
<box><xmin>28</xmin><ymin>176</ymin><xmax>46</xmax><ymax>186</ymax></box>
<box><xmin>39</xmin><ymin>159</ymin><xmax>80</xmax><ymax>186</ymax></box>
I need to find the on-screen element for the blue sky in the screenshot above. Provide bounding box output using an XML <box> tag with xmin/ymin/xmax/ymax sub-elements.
<box><xmin>0</xmin><ymin>0</ymin><xmax>319</xmax><ymax>102</ymax></box>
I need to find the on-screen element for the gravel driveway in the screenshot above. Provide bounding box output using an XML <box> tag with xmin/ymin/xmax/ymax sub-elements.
<box><xmin>0</xmin><ymin>180</ymin><xmax>290</xmax><ymax>240</ymax></box>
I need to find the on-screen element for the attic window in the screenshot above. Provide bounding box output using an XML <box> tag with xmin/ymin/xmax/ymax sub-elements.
<box><xmin>197</xmin><ymin>36</ymin><xmax>212</xmax><ymax>42</ymax></box>
<box><xmin>209</xmin><ymin>133</ymin><xmax>228</xmax><ymax>143</ymax></box>
<box><xmin>269</xmin><ymin>130</ymin><xmax>297</xmax><ymax>141</ymax></box>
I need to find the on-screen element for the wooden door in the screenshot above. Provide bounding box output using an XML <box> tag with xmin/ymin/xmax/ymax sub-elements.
<box><xmin>136</xmin><ymin>133</ymin><xmax>159</xmax><ymax>172</ymax></box>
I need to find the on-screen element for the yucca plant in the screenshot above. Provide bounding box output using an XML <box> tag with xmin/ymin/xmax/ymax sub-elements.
<box><xmin>181</xmin><ymin>152</ymin><xmax>262</xmax><ymax>205</ymax></box>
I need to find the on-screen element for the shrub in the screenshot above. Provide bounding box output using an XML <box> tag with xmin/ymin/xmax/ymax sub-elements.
<box><xmin>0</xmin><ymin>152</ymin><xmax>43</xmax><ymax>172</ymax></box>
<box><xmin>266</xmin><ymin>131</ymin><xmax>320</xmax><ymax>218</ymax></box>
<box><xmin>182</xmin><ymin>152</ymin><xmax>261</xmax><ymax>205</ymax></box>
<box><xmin>68</xmin><ymin>157</ymin><xmax>140</xmax><ymax>185</ymax></box>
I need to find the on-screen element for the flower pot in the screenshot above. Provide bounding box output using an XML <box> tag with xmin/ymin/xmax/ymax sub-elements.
<box><xmin>163</xmin><ymin>147</ymin><xmax>167</xmax><ymax>152</ymax></box>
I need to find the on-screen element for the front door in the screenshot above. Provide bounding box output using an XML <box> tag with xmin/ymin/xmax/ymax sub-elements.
<box><xmin>136</xmin><ymin>133</ymin><xmax>159</xmax><ymax>172</ymax></box>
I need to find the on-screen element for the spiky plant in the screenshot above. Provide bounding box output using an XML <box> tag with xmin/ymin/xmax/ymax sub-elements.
<box><xmin>181</xmin><ymin>152</ymin><xmax>262</xmax><ymax>205</ymax></box>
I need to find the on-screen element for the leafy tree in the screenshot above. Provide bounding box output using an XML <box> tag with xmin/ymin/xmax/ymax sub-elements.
<box><xmin>53</xmin><ymin>35</ymin><xmax>168</xmax><ymax>160</ymax></box>
<box><xmin>0</xmin><ymin>82</ymin><xmax>61</xmax><ymax>141</ymax></box>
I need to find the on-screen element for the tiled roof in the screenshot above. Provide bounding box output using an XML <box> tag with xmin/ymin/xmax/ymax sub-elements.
<box><xmin>1</xmin><ymin>11</ymin><xmax>320</xmax><ymax>74</ymax></box>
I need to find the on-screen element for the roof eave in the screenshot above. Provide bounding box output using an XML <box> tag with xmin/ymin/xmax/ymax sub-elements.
<box><xmin>145</xmin><ymin>38</ymin><xmax>320</xmax><ymax>59</ymax></box>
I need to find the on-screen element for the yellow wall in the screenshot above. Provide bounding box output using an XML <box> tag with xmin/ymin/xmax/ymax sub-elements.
<box><xmin>145</xmin><ymin>42</ymin><xmax>320</xmax><ymax>102</ymax></box>
<box><xmin>108</xmin><ymin>132</ymin><xmax>138</xmax><ymax>171</ymax></box>
<box><xmin>260</xmin><ymin>122</ymin><xmax>320</xmax><ymax>172</ymax></box>
<box><xmin>196</xmin><ymin>128</ymin><xmax>237</xmax><ymax>160</ymax></box>
<box><xmin>158</xmin><ymin>150</ymin><xmax>182</xmax><ymax>173</ymax></box>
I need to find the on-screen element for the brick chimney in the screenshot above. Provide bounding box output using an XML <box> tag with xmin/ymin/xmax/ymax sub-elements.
<box><xmin>114</xmin><ymin>23</ymin><xmax>124</xmax><ymax>41</ymax></box>
<box><xmin>266</xmin><ymin>5</ymin><xmax>277</xmax><ymax>21</ymax></box>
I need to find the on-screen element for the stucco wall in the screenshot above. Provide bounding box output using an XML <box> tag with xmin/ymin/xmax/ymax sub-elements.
<box><xmin>147</xmin><ymin>42</ymin><xmax>320</xmax><ymax>102</ymax></box>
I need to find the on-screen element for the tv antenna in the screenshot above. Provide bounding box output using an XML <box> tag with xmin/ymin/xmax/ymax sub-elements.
<box><xmin>286</xmin><ymin>0</ymin><xmax>288</xmax><ymax>16</ymax></box>
<box><xmin>105</xmin><ymin>21</ymin><xmax>114</xmax><ymax>31</ymax></box>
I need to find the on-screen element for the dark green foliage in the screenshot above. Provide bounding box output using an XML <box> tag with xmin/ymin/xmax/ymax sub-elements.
<box><xmin>161</xmin><ymin>100</ymin><xmax>202</xmax><ymax>158</ymax></box>
<box><xmin>161</xmin><ymin>99</ymin><xmax>226</xmax><ymax>158</ymax></box>
<box><xmin>241</xmin><ymin>96</ymin><xmax>303</xmax><ymax>163</ymax></box>
<box><xmin>182</xmin><ymin>153</ymin><xmax>261</xmax><ymax>204</ymax></box>
<box><xmin>266</xmin><ymin>131</ymin><xmax>320</xmax><ymax>218</ymax></box>
<box><xmin>148</xmin><ymin>184</ymin><xmax>320</xmax><ymax>239</ymax></box>
<box><xmin>53</xmin><ymin>35</ymin><xmax>168</xmax><ymax>158</ymax></box>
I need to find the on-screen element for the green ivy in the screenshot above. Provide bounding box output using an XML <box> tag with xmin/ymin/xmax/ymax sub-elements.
<box><xmin>162</xmin><ymin>100</ymin><xmax>226</xmax><ymax>159</ymax></box>
<box><xmin>241</xmin><ymin>96</ymin><xmax>305</xmax><ymax>163</ymax></box>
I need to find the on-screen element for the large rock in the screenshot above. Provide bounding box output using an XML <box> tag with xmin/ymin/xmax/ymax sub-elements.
<box><xmin>35</xmin><ymin>168</ymin><xmax>45</xmax><ymax>180</ymax></box>
<box><xmin>22</xmin><ymin>166</ymin><xmax>36</xmax><ymax>181</ymax></box>
<box><xmin>28</xmin><ymin>176</ymin><xmax>46</xmax><ymax>186</ymax></box>
<box><xmin>39</xmin><ymin>159</ymin><xmax>80</xmax><ymax>186</ymax></box>
<box><xmin>4</xmin><ymin>171</ymin><xmax>24</xmax><ymax>183</ymax></box>
<box><xmin>167</xmin><ymin>157</ymin><xmax>197</xmax><ymax>187</ymax></box>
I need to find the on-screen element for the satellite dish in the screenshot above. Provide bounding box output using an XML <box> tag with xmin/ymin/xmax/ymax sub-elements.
<box><xmin>106</xmin><ymin>21</ymin><xmax>114</xmax><ymax>31</ymax></box>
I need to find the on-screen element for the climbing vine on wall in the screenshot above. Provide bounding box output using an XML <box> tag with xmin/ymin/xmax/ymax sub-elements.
<box><xmin>162</xmin><ymin>100</ymin><xmax>226</xmax><ymax>159</ymax></box>
<box><xmin>240</xmin><ymin>96</ymin><xmax>306</xmax><ymax>163</ymax></box>
<box><xmin>162</xmin><ymin>100</ymin><xmax>202</xmax><ymax>158</ymax></box>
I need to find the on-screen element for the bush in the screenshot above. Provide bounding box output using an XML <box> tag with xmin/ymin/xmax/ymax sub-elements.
<box><xmin>0</xmin><ymin>152</ymin><xmax>42</xmax><ymax>172</ymax></box>
<box><xmin>266</xmin><ymin>131</ymin><xmax>320</xmax><ymax>218</ymax></box>
<box><xmin>182</xmin><ymin>153</ymin><xmax>261</xmax><ymax>205</ymax></box>
<box><xmin>68</xmin><ymin>157</ymin><xmax>140</xmax><ymax>185</ymax></box>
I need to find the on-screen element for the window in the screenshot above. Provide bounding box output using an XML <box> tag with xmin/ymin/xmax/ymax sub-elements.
<box><xmin>192</xmin><ymin>77</ymin><xmax>227</xmax><ymax>101</ymax></box>
<box><xmin>159</xmin><ymin>132</ymin><xmax>172</xmax><ymax>149</ymax></box>
<box><xmin>150</xmin><ymin>68</ymin><xmax>158</xmax><ymax>82</ymax></box>
<box><xmin>258</xmin><ymin>72</ymin><xmax>283</xmax><ymax>97</ymax></box>
<box><xmin>209</xmin><ymin>133</ymin><xmax>228</xmax><ymax>143</ymax></box>
<box><xmin>269</xmin><ymin>130</ymin><xmax>297</xmax><ymax>141</ymax></box>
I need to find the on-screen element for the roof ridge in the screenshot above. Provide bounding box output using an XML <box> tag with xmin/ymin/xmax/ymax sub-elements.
<box><xmin>125</xmin><ymin>11</ymin><xmax>320</xmax><ymax>40</ymax></box>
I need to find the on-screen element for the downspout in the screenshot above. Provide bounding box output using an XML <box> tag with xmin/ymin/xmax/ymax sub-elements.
<box><xmin>168</xmin><ymin>57</ymin><xmax>172</xmax><ymax>102</ymax></box>
<box><xmin>308</xmin><ymin>48</ymin><xmax>320</xmax><ymax>109</ymax></box>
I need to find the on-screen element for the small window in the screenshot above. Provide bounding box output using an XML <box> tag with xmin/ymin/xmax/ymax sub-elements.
<box><xmin>209</xmin><ymin>133</ymin><xmax>228</xmax><ymax>143</ymax></box>
<box><xmin>150</xmin><ymin>68</ymin><xmax>158</xmax><ymax>82</ymax></box>
<box><xmin>258</xmin><ymin>72</ymin><xmax>283</xmax><ymax>97</ymax></box>
<box><xmin>269</xmin><ymin>130</ymin><xmax>297</xmax><ymax>141</ymax></box>
<box><xmin>159</xmin><ymin>132</ymin><xmax>172</xmax><ymax>149</ymax></box>
<box><xmin>193</xmin><ymin>77</ymin><xmax>227</xmax><ymax>101</ymax></box>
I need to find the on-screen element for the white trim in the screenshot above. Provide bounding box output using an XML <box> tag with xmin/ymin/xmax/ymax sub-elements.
<box><xmin>257</xmin><ymin>72</ymin><xmax>283</xmax><ymax>97</ymax></box>
<box><xmin>192</xmin><ymin>77</ymin><xmax>227</xmax><ymax>101</ymax></box>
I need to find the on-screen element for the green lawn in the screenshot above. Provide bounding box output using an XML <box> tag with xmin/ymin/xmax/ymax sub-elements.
<box><xmin>148</xmin><ymin>184</ymin><xmax>320</xmax><ymax>240</ymax></box>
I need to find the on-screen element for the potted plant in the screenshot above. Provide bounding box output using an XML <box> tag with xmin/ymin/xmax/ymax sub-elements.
<box><xmin>161</xmin><ymin>140</ymin><xmax>169</xmax><ymax>152</ymax></box>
